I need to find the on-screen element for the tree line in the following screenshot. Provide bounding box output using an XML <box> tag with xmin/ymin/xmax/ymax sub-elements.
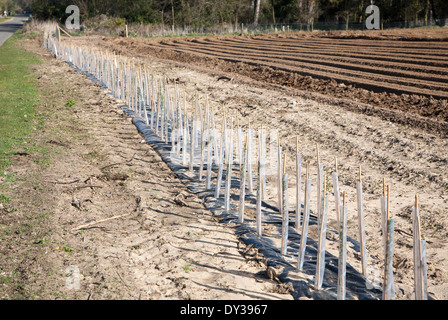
<box><xmin>6</xmin><ymin>0</ymin><xmax>448</xmax><ymax>28</ymax></box>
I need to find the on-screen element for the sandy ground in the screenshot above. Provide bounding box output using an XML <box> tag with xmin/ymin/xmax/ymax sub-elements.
<box><xmin>1</xmin><ymin>28</ymin><xmax>447</xmax><ymax>300</ymax></box>
<box><xmin>63</xmin><ymin>30</ymin><xmax>448</xmax><ymax>300</ymax></box>
<box><xmin>0</xmin><ymin>37</ymin><xmax>293</xmax><ymax>300</ymax></box>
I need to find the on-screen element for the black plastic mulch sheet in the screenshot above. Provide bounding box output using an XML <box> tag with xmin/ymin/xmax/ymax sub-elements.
<box><xmin>120</xmin><ymin>105</ymin><xmax>383</xmax><ymax>301</ymax></box>
<box><xmin>68</xmin><ymin>63</ymin><xmax>382</xmax><ymax>300</ymax></box>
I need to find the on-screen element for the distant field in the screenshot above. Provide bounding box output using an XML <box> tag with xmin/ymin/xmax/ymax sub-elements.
<box><xmin>95</xmin><ymin>27</ymin><xmax>448</xmax><ymax>134</ymax></box>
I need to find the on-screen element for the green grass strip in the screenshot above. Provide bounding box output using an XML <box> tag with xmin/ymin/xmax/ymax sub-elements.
<box><xmin>0</xmin><ymin>33</ymin><xmax>41</xmax><ymax>169</ymax></box>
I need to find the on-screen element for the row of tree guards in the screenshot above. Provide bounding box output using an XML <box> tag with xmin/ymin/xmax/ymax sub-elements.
<box><xmin>43</xmin><ymin>32</ymin><xmax>428</xmax><ymax>300</ymax></box>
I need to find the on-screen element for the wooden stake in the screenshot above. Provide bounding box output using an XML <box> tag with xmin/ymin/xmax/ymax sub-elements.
<box><xmin>57</xmin><ymin>25</ymin><xmax>61</xmax><ymax>43</ymax></box>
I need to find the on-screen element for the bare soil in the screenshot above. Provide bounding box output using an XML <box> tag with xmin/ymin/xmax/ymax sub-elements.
<box><xmin>2</xmin><ymin>27</ymin><xmax>448</xmax><ymax>301</ymax></box>
<box><xmin>94</xmin><ymin>28</ymin><xmax>448</xmax><ymax>135</ymax></box>
<box><xmin>0</xmin><ymin>37</ymin><xmax>293</xmax><ymax>300</ymax></box>
<box><xmin>62</xmin><ymin>28</ymin><xmax>448</xmax><ymax>300</ymax></box>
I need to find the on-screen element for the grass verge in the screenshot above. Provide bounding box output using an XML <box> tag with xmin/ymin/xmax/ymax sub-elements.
<box><xmin>0</xmin><ymin>33</ymin><xmax>50</xmax><ymax>299</ymax></box>
<box><xmin>0</xmin><ymin>33</ymin><xmax>41</xmax><ymax>169</ymax></box>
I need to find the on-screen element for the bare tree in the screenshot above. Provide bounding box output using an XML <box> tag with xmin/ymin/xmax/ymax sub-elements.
<box><xmin>254</xmin><ymin>0</ymin><xmax>261</xmax><ymax>25</ymax></box>
<box><xmin>296</xmin><ymin>0</ymin><xmax>319</xmax><ymax>31</ymax></box>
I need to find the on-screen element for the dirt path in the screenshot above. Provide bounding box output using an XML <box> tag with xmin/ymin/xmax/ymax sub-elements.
<box><xmin>0</xmin><ymin>37</ymin><xmax>293</xmax><ymax>300</ymax></box>
<box><xmin>62</xmin><ymin>32</ymin><xmax>448</xmax><ymax>300</ymax></box>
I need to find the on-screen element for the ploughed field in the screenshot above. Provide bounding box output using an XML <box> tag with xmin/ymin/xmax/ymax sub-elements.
<box><xmin>103</xmin><ymin>29</ymin><xmax>448</xmax><ymax>134</ymax></box>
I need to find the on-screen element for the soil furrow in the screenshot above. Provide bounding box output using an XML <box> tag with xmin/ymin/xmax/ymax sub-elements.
<box><xmin>242</xmin><ymin>35</ymin><xmax>448</xmax><ymax>53</ymax></box>
<box><xmin>166</xmin><ymin>39</ymin><xmax>448</xmax><ymax>84</ymax></box>
<box><xmin>197</xmin><ymin>37</ymin><xmax>448</xmax><ymax>70</ymax></box>
<box><xmin>155</xmin><ymin>42</ymin><xmax>448</xmax><ymax>98</ymax></box>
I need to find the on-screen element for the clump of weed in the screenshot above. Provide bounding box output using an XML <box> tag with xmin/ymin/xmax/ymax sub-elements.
<box><xmin>0</xmin><ymin>193</ymin><xmax>11</xmax><ymax>204</ymax></box>
<box><xmin>65</xmin><ymin>99</ymin><xmax>75</xmax><ymax>107</ymax></box>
